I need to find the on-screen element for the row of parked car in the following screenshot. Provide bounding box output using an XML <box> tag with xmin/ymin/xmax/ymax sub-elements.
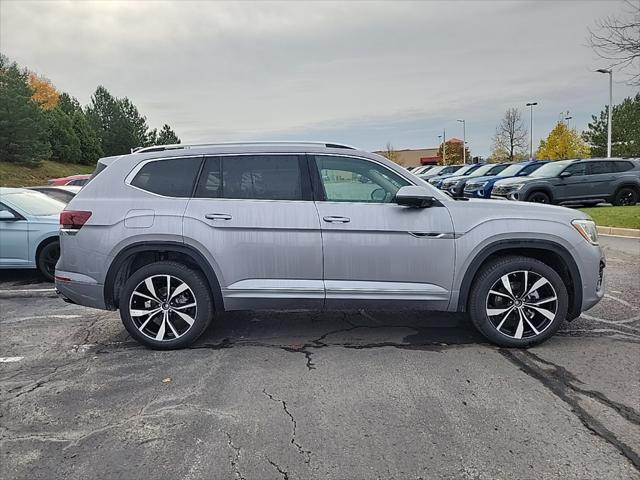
<box><xmin>408</xmin><ymin>158</ymin><xmax>640</xmax><ymax>206</ymax></box>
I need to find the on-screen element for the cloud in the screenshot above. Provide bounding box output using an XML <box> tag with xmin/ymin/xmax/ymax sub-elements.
<box><xmin>1</xmin><ymin>0</ymin><xmax>635</xmax><ymax>156</ymax></box>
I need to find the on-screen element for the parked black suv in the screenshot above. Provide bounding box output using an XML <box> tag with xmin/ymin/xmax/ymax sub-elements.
<box><xmin>491</xmin><ymin>158</ymin><xmax>640</xmax><ymax>206</ymax></box>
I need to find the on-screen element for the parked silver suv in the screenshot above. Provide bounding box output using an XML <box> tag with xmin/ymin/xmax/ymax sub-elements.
<box><xmin>55</xmin><ymin>142</ymin><xmax>605</xmax><ymax>349</ymax></box>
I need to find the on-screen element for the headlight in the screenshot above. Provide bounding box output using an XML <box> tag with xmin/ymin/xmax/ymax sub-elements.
<box><xmin>506</xmin><ymin>183</ymin><xmax>525</xmax><ymax>191</ymax></box>
<box><xmin>572</xmin><ymin>219</ymin><xmax>598</xmax><ymax>245</ymax></box>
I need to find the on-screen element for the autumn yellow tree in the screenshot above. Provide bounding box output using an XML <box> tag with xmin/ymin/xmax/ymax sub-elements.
<box><xmin>28</xmin><ymin>73</ymin><xmax>59</xmax><ymax>110</ymax></box>
<box><xmin>536</xmin><ymin>122</ymin><xmax>591</xmax><ymax>160</ymax></box>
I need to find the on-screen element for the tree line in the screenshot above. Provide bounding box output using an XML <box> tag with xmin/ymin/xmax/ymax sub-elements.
<box><xmin>0</xmin><ymin>55</ymin><xmax>180</xmax><ymax>165</ymax></box>
<box><xmin>489</xmin><ymin>93</ymin><xmax>639</xmax><ymax>162</ymax></box>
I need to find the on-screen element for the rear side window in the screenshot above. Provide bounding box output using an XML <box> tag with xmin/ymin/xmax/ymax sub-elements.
<box><xmin>588</xmin><ymin>162</ymin><xmax>615</xmax><ymax>175</ymax></box>
<box><xmin>131</xmin><ymin>157</ymin><xmax>202</xmax><ymax>197</ymax></box>
<box><xmin>195</xmin><ymin>155</ymin><xmax>305</xmax><ymax>200</ymax></box>
<box><xmin>614</xmin><ymin>161</ymin><xmax>635</xmax><ymax>172</ymax></box>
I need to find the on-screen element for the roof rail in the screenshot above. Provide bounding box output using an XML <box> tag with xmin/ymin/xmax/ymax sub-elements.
<box><xmin>132</xmin><ymin>141</ymin><xmax>357</xmax><ymax>154</ymax></box>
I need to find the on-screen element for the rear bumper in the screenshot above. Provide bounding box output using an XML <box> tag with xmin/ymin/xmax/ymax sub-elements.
<box><xmin>55</xmin><ymin>270</ymin><xmax>107</xmax><ymax>310</ymax></box>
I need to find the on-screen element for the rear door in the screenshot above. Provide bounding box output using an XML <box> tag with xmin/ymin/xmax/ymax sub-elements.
<box><xmin>311</xmin><ymin>154</ymin><xmax>455</xmax><ymax>310</ymax></box>
<box><xmin>183</xmin><ymin>154</ymin><xmax>323</xmax><ymax>310</ymax></box>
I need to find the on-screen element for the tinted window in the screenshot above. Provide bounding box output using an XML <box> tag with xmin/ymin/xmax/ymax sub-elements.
<box><xmin>316</xmin><ymin>155</ymin><xmax>410</xmax><ymax>203</ymax></box>
<box><xmin>563</xmin><ymin>163</ymin><xmax>587</xmax><ymax>176</ymax></box>
<box><xmin>196</xmin><ymin>155</ymin><xmax>304</xmax><ymax>200</ymax></box>
<box><xmin>519</xmin><ymin>163</ymin><xmax>543</xmax><ymax>175</ymax></box>
<box><xmin>131</xmin><ymin>157</ymin><xmax>202</xmax><ymax>197</ymax></box>
<box><xmin>588</xmin><ymin>162</ymin><xmax>615</xmax><ymax>175</ymax></box>
<box><xmin>614</xmin><ymin>161</ymin><xmax>634</xmax><ymax>172</ymax></box>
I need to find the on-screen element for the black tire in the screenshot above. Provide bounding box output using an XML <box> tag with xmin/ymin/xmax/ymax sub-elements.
<box><xmin>526</xmin><ymin>191</ymin><xmax>551</xmax><ymax>204</ymax></box>
<box><xmin>612</xmin><ymin>187</ymin><xmax>638</xmax><ymax>206</ymax></box>
<box><xmin>119</xmin><ymin>261</ymin><xmax>213</xmax><ymax>349</ymax></box>
<box><xmin>468</xmin><ymin>255</ymin><xmax>568</xmax><ymax>348</ymax></box>
<box><xmin>37</xmin><ymin>240</ymin><xmax>59</xmax><ymax>282</ymax></box>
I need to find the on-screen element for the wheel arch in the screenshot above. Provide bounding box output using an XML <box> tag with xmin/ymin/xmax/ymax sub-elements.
<box><xmin>35</xmin><ymin>234</ymin><xmax>59</xmax><ymax>264</ymax></box>
<box><xmin>457</xmin><ymin>239</ymin><xmax>582</xmax><ymax>320</ymax></box>
<box><xmin>525</xmin><ymin>186</ymin><xmax>554</xmax><ymax>202</ymax></box>
<box><xmin>104</xmin><ymin>241</ymin><xmax>223</xmax><ymax>312</ymax></box>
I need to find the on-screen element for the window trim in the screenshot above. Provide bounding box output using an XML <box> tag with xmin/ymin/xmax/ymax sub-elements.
<box><xmin>193</xmin><ymin>153</ymin><xmax>312</xmax><ymax>202</ymax></box>
<box><xmin>310</xmin><ymin>154</ymin><xmax>412</xmax><ymax>204</ymax></box>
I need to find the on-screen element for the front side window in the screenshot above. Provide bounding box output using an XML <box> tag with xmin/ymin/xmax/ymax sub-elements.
<box><xmin>315</xmin><ymin>155</ymin><xmax>410</xmax><ymax>203</ymax></box>
<box><xmin>131</xmin><ymin>157</ymin><xmax>202</xmax><ymax>197</ymax></box>
<box><xmin>195</xmin><ymin>155</ymin><xmax>304</xmax><ymax>200</ymax></box>
<box><xmin>563</xmin><ymin>162</ymin><xmax>587</xmax><ymax>176</ymax></box>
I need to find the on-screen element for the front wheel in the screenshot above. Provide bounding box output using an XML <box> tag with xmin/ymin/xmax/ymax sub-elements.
<box><xmin>526</xmin><ymin>191</ymin><xmax>551</xmax><ymax>204</ymax></box>
<box><xmin>468</xmin><ymin>256</ymin><xmax>568</xmax><ymax>347</ymax></box>
<box><xmin>37</xmin><ymin>240</ymin><xmax>59</xmax><ymax>282</ymax></box>
<box><xmin>119</xmin><ymin>261</ymin><xmax>213</xmax><ymax>349</ymax></box>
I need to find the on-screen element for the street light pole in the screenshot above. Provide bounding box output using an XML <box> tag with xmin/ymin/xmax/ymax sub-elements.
<box><xmin>597</xmin><ymin>68</ymin><xmax>613</xmax><ymax>158</ymax></box>
<box><xmin>526</xmin><ymin>102</ymin><xmax>538</xmax><ymax>160</ymax></box>
<box><xmin>457</xmin><ymin>119</ymin><xmax>466</xmax><ymax>164</ymax></box>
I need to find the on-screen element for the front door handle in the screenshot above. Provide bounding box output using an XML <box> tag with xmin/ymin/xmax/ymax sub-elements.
<box><xmin>205</xmin><ymin>213</ymin><xmax>232</xmax><ymax>221</ymax></box>
<box><xmin>323</xmin><ymin>215</ymin><xmax>350</xmax><ymax>223</ymax></box>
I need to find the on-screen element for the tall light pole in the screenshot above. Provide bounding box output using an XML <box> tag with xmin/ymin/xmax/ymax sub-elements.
<box><xmin>596</xmin><ymin>68</ymin><xmax>613</xmax><ymax>158</ymax></box>
<box><xmin>526</xmin><ymin>102</ymin><xmax>538</xmax><ymax>160</ymax></box>
<box><xmin>438</xmin><ymin>132</ymin><xmax>446</xmax><ymax>164</ymax></box>
<box><xmin>457</xmin><ymin>119</ymin><xmax>466</xmax><ymax>164</ymax></box>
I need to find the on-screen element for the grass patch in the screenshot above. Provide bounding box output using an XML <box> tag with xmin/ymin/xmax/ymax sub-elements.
<box><xmin>580</xmin><ymin>205</ymin><xmax>640</xmax><ymax>230</ymax></box>
<box><xmin>0</xmin><ymin>161</ymin><xmax>95</xmax><ymax>187</ymax></box>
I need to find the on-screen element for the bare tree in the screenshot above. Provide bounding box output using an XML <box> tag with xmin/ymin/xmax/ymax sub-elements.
<box><xmin>382</xmin><ymin>142</ymin><xmax>401</xmax><ymax>164</ymax></box>
<box><xmin>491</xmin><ymin>107</ymin><xmax>528</xmax><ymax>161</ymax></box>
<box><xmin>589</xmin><ymin>0</ymin><xmax>640</xmax><ymax>86</ymax></box>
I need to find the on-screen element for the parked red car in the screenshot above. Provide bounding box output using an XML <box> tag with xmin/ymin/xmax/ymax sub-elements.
<box><xmin>47</xmin><ymin>174</ymin><xmax>91</xmax><ymax>186</ymax></box>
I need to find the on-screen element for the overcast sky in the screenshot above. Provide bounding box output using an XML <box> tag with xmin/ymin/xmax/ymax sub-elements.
<box><xmin>1</xmin><ymin>0</ymin><xmax>637</xmax><ymax>156</ymax></box>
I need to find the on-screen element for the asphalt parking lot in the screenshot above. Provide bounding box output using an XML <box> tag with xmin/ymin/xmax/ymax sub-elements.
<box><xmin>1</xmin><ymin>236</ymin><xmax>639</xmax><ymax>480</ymax></box>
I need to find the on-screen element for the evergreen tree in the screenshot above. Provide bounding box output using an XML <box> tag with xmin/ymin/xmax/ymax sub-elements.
<box><xmin>58</xmin><ymin>92</ymin><xmax>83</xmax><ymax>116</ymax></box>
<box><xmin>156</xmin><ymin>124</ymin><xmax>181</xmax><ymax>145</ymax></box>
<box><xmin>583</xmin><ymin>94</ymin><xmax>640</xmax><ymax>157</ymax></box>
<box><xmin>72</xmin><ymin>111</ymin><xmax>103</xmax><ymax>164</ymax></box>
<box><xmin>45</xmin><ymin>107</ymin><xmax>81</xmax><ymax>163</ymax></box>
<box><xmin>0</xmin><ymin>55</ymin><xmax>51</xmax><ymax>163</ymax></box>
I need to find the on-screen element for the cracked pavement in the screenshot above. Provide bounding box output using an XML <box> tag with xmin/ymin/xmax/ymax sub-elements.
<box><xmin>0</xmin><ymin>235</ymin><xmax>639</xmax><ymax>479</ymax></box>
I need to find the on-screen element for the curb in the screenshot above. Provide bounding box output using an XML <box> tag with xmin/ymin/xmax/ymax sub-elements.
<box><xmin>597</xmin><ymin>226</ymin><xmax>640</xmax><ymax>238</ymax></box>
<box><xmin>0</xmin><ymin>288</ymin><xmax>57</xmax><ymax>299</ymax></box>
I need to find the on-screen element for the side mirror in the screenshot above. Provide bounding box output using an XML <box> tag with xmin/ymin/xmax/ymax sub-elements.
<box><xmin>559</xmin><ymin>171</ymin><xmax>572</xmax><ymax>178</ymax></box>
<box><xmin>395</xmin><ymin>186</ymin><xmax>437</xmax><ymax>208</ymax></box>
<box><xmin>0</xmin><ymin>210</ymin><xmax>18</xmax><ymax>221</ymax></box>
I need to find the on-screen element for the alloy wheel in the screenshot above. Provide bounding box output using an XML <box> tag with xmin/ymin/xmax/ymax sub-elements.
<box><xmin>485</xmin><ymin>270</ymin><xmax>558</xmax><ymax>339</ymax></box>
<box><xmin>129</xmin><ymin>275</ymin><xmax>197</xmax><ymax>342</ymax></box>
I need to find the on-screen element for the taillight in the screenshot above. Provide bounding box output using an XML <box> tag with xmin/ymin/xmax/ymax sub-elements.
<box><xmin>60</xmin><ymin>210</ymin><xmax>92</xmax><ymax>229</ymax></box>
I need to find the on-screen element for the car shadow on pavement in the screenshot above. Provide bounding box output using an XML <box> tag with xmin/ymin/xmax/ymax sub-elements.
<box><xmin>189</xmin><ymin>310</ymin><xmax>486</xmax><ymax>356</ymax></box>
<box><xmin>0</xmin><ymin>269</ymin><xmax>49</xmax><ymax>288</ymax></box>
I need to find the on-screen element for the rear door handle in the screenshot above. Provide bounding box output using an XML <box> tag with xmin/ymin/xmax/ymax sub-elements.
<box><xmin>323</xmin><ymin>216</ymin><xmax>350</xmax><ymax>223</ymax></box>
<box><xmin>205</xmin><ymin>213</ymin><xmax>232</xmax><ymax>221</ymax></box>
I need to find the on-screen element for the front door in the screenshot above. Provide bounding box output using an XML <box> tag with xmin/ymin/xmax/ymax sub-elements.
<box><xmin>311</xmin><ymin>154</ymin><xmax>455</xmax><ymax>310</ymax></box>
<box><xmin>0</xmin><ymin>203</ymin><xmax>29</xmax><ymax>266</ymax></box>
<box><xmin>553</xmin><ymin>162</ymin><xmax>589</xmax><ymax>201</ymax></box>
<box><xmin>183</xmin><ymin>154</ymin><xmax>324</xmax><ymax>310</ymax></box>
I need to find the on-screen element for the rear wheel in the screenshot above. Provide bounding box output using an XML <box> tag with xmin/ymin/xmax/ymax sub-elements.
<box><xmin>612</xmin><ymin>187</ymin><xmax>638</xmax><ymax>206</ymax></box>
<box><xmin>119</xmin><ymin>261</ymin><xmax>213</xmax><ymax>349</ymax></box>
<box><xmin>468</xmin><ymin>256</ymin><xmax>568</xmax><ymax>347</ymax></box>
<box><xmin>526</xmin><ymin>191</ymin><xmax>551</xmax><ymax>204</ymax></box>
<box><xmin>37</xmin><ymin>240</ymin><xmax>59</xmax><ymax>282</ymax></box>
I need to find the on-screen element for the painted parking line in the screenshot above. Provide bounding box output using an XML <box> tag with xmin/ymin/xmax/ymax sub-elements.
<box><xmin>0</xmin><ymin>357</ymin><xmax>24</xmax><ymax>363</ymax></box>
<box><xmin>0</xmin><ymin>288</ymin><xmax>57</xmax><ymax>299</ymax></box>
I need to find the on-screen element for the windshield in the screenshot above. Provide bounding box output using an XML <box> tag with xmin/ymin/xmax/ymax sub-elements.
<box><xmin>2</xmin><ymin>191</ymin><xmax>65</xmax><ymax>216</ymax></box>
<box><xmin>497</xmin><ymin>163</ymin><xmax>523</xmax><ymax>177</ymax></box>
<box><xmin>440</xmin><ymin>165</ymin><xmax>463</xmax><ymax>175</ymax></box>
<box><xmin>529</xmin><ymin>160</ymin><xmax>573</xmax><ymax>178</ymax></box>
<box><xmin>421</xmin><ymin>166</ymin><xmax>444</xmax><ymax>175</ymax></box>
<box><xmin>454</xmin><ymin>164</ymin><xmax>479</xmax><ymax>176</ymax></box>
<box><xmin>468</xmin><ymin>164</ymin><xmax>497</xmax><ymax>177</ymax></box>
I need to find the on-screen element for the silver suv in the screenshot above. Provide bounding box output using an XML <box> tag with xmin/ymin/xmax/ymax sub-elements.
<box><xmin>55</xmin><ymin>142</ymin><xmax>605</xmax><ymax>349</ymax></box>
